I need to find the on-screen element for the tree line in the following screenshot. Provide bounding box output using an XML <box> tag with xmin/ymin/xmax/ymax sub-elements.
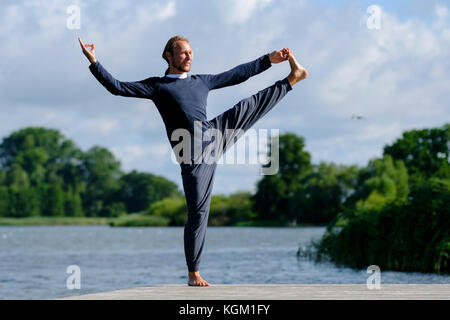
<box><xmin>1</xmin><ymin>123</ymin><xmax>448</xmax><ymax>229</ymax></box>
<box><xmin>0</xmin><ymin>127</ymin><xmax>181</xmax><ymax>218</ymax></box>
<box><xmin>305</xmin><ymin>123</ymin><xmax>449</xmax><ymax>273</ymax></box>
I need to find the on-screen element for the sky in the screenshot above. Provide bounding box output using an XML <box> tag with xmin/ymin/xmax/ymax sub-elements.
<box><xmin>0</xmin><ymin>0</ymin><xmax>449</xmax><ymax>195</ymax></box>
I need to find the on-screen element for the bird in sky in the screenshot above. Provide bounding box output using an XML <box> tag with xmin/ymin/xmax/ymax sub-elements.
<box><xmin>351</xmin><ymin>114</ymin><xmax>365</xmax><ymax>120</ymax></box>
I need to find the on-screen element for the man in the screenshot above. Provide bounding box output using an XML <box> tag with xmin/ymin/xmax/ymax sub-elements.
<box><xmin>78</xmin><ymin>35</ymin><xmax>308</xmax><ymax>286</ymax></box>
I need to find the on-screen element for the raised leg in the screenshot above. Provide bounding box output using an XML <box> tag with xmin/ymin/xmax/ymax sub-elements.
<box><xmin>209</xmin><ymin>77</ymin><xmax>292</xmax><ymax>155</ymax></box>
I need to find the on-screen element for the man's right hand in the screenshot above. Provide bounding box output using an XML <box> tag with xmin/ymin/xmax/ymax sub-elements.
<box><xmin>78</xmin><ymin>37</ymin><xmax>97</xmax><ymax>64</ymax></box>
<box><xmin>269</xmin><ymin>48</ymin><xmax>290</xmax><ymax>64</ymax></box>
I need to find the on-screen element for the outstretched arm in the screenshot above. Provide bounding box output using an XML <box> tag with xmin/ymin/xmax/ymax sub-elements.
<box><xmin>200</xmin><ymin>48</ymin><xmax>290</xmax><ymax>90</ymax></box>
<box><xmin>78</xmin><ymin>37</ymin><xmax>155</xmax><ymax>99</ymax></box>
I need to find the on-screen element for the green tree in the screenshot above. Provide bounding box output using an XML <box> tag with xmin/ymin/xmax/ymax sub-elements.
<box><xmin>0</xmin><ymin>127</ymin><xmax>86</xmax><ymax>196</ymax></box>
<box><xmin>227</xmin><ymin>191</ymin><xmax>256</xmax><ymax>223</ymax></box>
<box><xmin>41</xmin><ymin>184</ymin><xmax>65</xmax><ymax>216</ymax></box>
<box><xmin>101</xmin><ymin>201</ymin><xmax>126</xmax><ymax>217</ymax></box>
<box><xmin>9</xmin><ymin>187</ymin><xmax>41</xmax><ymax>217</ymax></box>
<box><xmin>289</xmin><ymin>162</ymin><xmax>359</xmax><ymax>224</ymax></box>
<box><xmin>252</xmin><ymin>133</ymin><xmax>313</xmax><ymax>222</ymax></box>
<box><xmin>0</xmin><ymin>186</ymin><xmax>9</xmax><ymax>216</ymax></box>
<box><xmin>0</xmin><ymin>126</ymin><xmax>183</xmax><ymax>218</ymax></box>
<box><xmin>354</xmin><ymin>155</ymin><xmax>409</xmax><ymax>212</ymax></box>
<box><xmin>64</xmin><ymin>188</ymin><xmax>84</xmax><ymax>217</ymax></box>
<box><xmin>252</xmin><ymin>174</ymin><xmax>287</xmax><ymax>221</ymax></box>
<box><xmin>383</xmin><ymin>123</ymin><xmax>449</xmax><ymax>180</ymax></box>
<box><xmin>7</xmin><ymin>163</ymin><xmax>30</xmax><ymax>188</ymax></box>
<box><xmin>276</xmin><ymin>133</ymin><xmax>313</xmax><ymax>187</ymax></box>
<box><xmin>0</xmin><ymin>169</ymin><xmax>7</xmax><ymax>185</ymax></box>
<box><xmin>14</xmin><ymin>147</ymin><xmax>49</xmax><ymax>186</ymax></box>
<box><xmin>209</xmin><ymin>191</ymin><xmax>255</xmax><ymax>226</ymax></box>
<box><xmin>0</xmin><ymin>127</ymin><xmax>75</xmax><ymax>164</ymax></box>
<box><xmin>118</xmin><ymin>170</ymin><xmax>181</xmax><ymax>213</ymax></box>
<box><xmin>317</xmin><ymin>177</ymin><xmax>450</xmax><ymax>273</ymax></box>
<box><xmin>80</xmin><ymin>146</ymin><xmax>123</xmax><ymax>216</ymax></box>
<box><xmin>147</xmin><ymin>196</ymin><xmax>187</xmax><ymax>226</ymax></box>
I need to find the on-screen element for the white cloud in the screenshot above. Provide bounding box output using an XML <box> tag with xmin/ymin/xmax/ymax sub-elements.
<box><xmin>315</xmin><ymin>9</ymin><xmax>448</xmax><ymax>127</ymax></box>
<box><xmin>136</xmin><ymin>1</ymin><xmax>176</xmax><ymax>25</ymax></box>
<box><xmin>435</xmin><ymin>4</ymin><xmax>448</xmax><ymax>18</ymax></box>
<box><xmin>78</xmin><ymin>119</ymin><xmax>118</xmax><ymax>135</ymax></box>
<box><xmin>111</xmin><ymin>143</ymin><xmax>172</xmax><ymax>173</ymax></box>
<box><xmin>155</xmin><ymin>1</ymin><xmax>176</xmax><ymax>21</ymax></box>
<box><xmin>224</xmin><ymin>0</ymin><xmax>272</xmax><ymax>24</ymax></box>
<box><xmin>434</xmin><ymin>4</ymin><xmax>449</xmax><ymax>31</ymax></box>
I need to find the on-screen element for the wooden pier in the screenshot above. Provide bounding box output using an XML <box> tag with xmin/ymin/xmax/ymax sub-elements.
<box><xmin>58</xmin><ymin>284</ymin><xmax>450</xmax><ymax>300</ymax></box>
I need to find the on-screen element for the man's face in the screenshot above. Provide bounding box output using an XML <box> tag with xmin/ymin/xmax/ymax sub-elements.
<box><xmin>168</xmin><ymin>40</ymin><xmax>193</xmax><ymax>73</ymax></box>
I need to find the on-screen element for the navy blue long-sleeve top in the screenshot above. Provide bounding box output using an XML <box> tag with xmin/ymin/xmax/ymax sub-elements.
<box><xmin>88</xmin><ymin>54</ymin><xmax>272</xmax><ymax>152</ymax></box>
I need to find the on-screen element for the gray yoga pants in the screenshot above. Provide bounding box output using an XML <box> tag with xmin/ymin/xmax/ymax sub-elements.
<box><xmin>180</xmin><ymin>77</ymin><xmax>292</xmax><ymax>272</ymax></box>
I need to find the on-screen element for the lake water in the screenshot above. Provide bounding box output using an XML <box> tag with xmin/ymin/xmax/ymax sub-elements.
<box><xmin>0</xmin><ymin>226</ymin><xmax>449</xmax><ymax>299</ymax></box>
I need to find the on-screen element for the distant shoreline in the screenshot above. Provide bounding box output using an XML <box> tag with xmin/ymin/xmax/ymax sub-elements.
<box><xmin>0</xmin><ymin>216</ymin><xmax>112</xmax><ymax>226</ymax></box>
<box><xmin>0</xmin><ymin>216</ymin><xmax>321</xmax><ymax>227</ymax></box>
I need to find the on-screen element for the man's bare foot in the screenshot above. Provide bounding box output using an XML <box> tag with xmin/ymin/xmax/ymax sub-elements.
<box><xmin>188</xmin><ymin>271</ymin><xmax>210</xmax><ymax>286</ymax></box>
<box><xmin>287</xmin><ymin>50</ymin><xmax>308</xmax><ymax>86</ymax></box>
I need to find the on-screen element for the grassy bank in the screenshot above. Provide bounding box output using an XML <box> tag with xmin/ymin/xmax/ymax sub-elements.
<box><xmin>0</xmin><ymin>215</ymin><xmax>316</xmax><ymax>227</ymax></box>
<box><xmin>315</xmin><ymin>178</ymin><xmax>450</xmax><ymax>274</ymax></box>
<box><xmin>0</xmin><ymin>216</ymin><xmax>112</xmax><ymax>226</ymax></box>
<box><xmin>0</xmin><ymin>214</ymin><xmax>172</xmax><ymax>227</ymax></box>
<box><xmin>109</xmin><ymin>214</ymin><xmax>170</xmax><ymax>227</ymax></box>
<box><xmin>235</xmin><ymin>220</ymin><xmax>318</xmax><ymax>227</ymax></box>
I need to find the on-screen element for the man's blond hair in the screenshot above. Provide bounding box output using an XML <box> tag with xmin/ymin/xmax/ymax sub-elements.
<box><xmin>162</xmin><ymin>35</ymin><xmax>190</xmax><ymax>76</ymax></box>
